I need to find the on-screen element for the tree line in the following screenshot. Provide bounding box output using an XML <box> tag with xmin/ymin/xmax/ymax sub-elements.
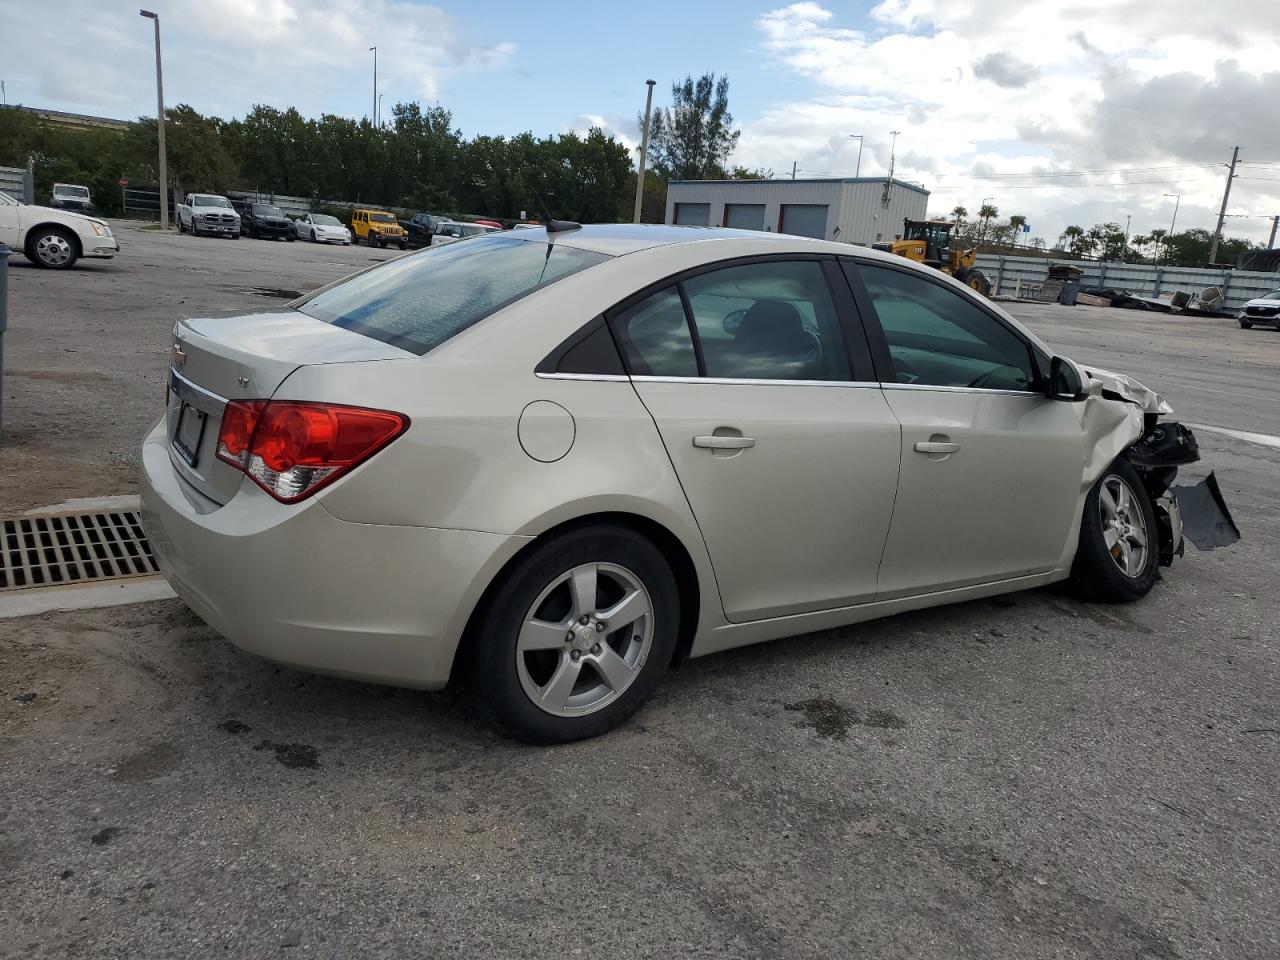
<box><xmin>0</xmin><ymin>72</ymin><xmax>754</xmax><ymax>224</ymax></box>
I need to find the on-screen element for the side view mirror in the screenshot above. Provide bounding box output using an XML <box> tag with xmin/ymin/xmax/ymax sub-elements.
<box><xmin>1047</xmin><ymin>356</ymin><xmax>1087</xmax><ymax>401</ymax></box>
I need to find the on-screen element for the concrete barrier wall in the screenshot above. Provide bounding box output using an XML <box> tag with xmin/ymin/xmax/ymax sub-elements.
<box><xmin>975</xmin><ymin>254</ymin><xmax>1279</xmax><ymax>313</ymax></box>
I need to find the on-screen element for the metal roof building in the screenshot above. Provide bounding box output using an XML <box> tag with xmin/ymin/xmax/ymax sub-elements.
<box><xmin>664</xmin><ymin>177</ymin><xmax>930</xmax><ymax>246</ymax></box>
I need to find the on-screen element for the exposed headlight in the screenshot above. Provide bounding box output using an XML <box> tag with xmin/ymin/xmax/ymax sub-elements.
<box><xmin>89</xmin><ymin>222</ymin><xmax>107</xmax><ymax>237</ymax></box>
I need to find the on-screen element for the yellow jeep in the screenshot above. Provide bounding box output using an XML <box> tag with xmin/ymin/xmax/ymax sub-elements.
<box><xmin>351</xmin><ymin>208</ymin><xmax>408</xmax><ymax>249</ymax></box>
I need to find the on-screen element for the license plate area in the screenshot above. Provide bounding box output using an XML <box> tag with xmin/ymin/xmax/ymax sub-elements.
<box><xmin>172</xmin><ymin>402</ymin><xmax>207</xmax><ymax>467</ymax></box>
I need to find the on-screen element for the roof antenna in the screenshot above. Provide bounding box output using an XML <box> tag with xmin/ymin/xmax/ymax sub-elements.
<box><xmin>534</xmin><ymin>190</ymin><xmax>582</xmax><ymax>235</ymax></box>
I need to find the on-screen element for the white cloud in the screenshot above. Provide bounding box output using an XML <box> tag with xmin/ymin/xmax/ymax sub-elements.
<box><xmin>3</xmin><ymin>0</ymin><xmax>513</xmax><ymax>121</ymax></box>
<box><xmin>744</xmin><ymin>1</ymin><xmax>1280</xmax><ymax>244</ymax></box>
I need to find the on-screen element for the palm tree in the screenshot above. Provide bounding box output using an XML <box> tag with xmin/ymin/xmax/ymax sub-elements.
<box><xmin>1008</xmin><ymin>214</ymin><xmax>1027</xmax><ymax>247</ymax></box>
<box><xmin>977</xmin><ymin>203</ymin><xmax>998</xmax><ymax>243</ymax></box>
<box><xmin>1129</xmin><ymin>234</ymin><xmax>1150</xmax><ymax>261</ymax></box>
<box><xmin>1148</xmin><ymin>228</ymin><xmax>1168</xmax><ymax>265</ymax></box>
<box><xmin>1062</xmin><ymin>225</ymin><xmax>1086</xmax><ymax>259</ymax></box>
<box><xmin>950</xmin><ymin>205</ymin><xmax>968</xmax><ymax>222</ymax></box>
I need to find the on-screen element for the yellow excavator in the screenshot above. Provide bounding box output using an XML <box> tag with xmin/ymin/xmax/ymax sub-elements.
<box><xmin>873</xmin><ymin>219</ymin><xmax>990</xmax><ymax>296</ymax></box>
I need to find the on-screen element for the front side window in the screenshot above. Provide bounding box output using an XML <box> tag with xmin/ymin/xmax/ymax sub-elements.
<box><xmin>854</xmin><ymin>263</ymin><xmax>1036</xmax><ymax>391</ymax></box>
<box><xmin>612</xmin><ymin>288</ymin><xmax>698</xmax><ymax>377</ymax></box>
<box><xmin>298</xmin><ymin>235</ymin><xmax>609</xmax><ymax>355</ymax></box>
<box><xmin>683</xmin><ymin>260</ymin><xmax>851</xmax><ymax>381</ymax></box>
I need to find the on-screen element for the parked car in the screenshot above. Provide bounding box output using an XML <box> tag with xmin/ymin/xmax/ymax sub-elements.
<box><xmin>141</xmin><ymin>225</ymin><xmax>1212</xmax><ymax>744</ymax></box>
<box><xmin>177</xmin><ymin>194</ymin><xmax>241</xmax><ymax>238</ymax></box>
<box><xmin>400</xmin><ymin>212</ymin><xmax>447</xmax><ymax>247</ymax></box>
<box><xmin>430</xmin><ymin>221</ymin><xmax>500</xmax><ymax>246</ymax></box>
<box><xmin>0</xmin><ymin>190</ymin><xmax>118</xmax><ymax>269</ymax></box>
<box><xmin>472</xmin><ymin>219</ymin><xmax>504</xmax><ymax>230</ymax></box>
<box><xmin>295</xmin><ymin>213</ymin><xmax>352</xmax><ymax>245</ymax></box>
<box><xmin>239</xmin><ymin>202</ymin><xmax>296</xmax><ymax>241</ymax></box>
<box><xmin>1238</xmin><ymin>288</ymin><xmax>1280</xmax><ymax>330</ymax></box>
<box><xmin>49</xmin><ymin>183</ymin><xmax>95</xmax><ymax>215</ymax></box>
<box><xmin>351</xmin><ymin>208</ymin><xmax>407</xmax><ymax>248</ymax></box>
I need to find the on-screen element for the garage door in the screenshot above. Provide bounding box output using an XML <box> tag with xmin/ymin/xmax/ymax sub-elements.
<box><xmin>723</xmin><ymin>203</ymin><xmax>766</xmax><ymax>231</ymax></box>
<box><xmin>673</xmin><ymin>203</ymin><xmax>711</xmax><ymax>226</ymax></box>
<box><xmin>779</xmin><ymin>204</ymin><xmax>828</xmax><ymax>239</ymax></box>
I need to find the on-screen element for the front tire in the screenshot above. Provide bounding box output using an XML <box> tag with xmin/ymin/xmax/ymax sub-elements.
<box><xmin>474</xmin><ymin>526</ymin><xmax>679</xmax><ymax>743</ymax></box>
<box><xmin>1069</xmin><ymin>458</ymin><xmax>1159</xmax><ymax>602</ymax></box>
<box><xmin>1239</xmin><ymin>319</ymin><xmax>1252</xmax><ymax>329</ymax></box>
<box><xmin>28</xmin><ymin>227</ymin><xmax>79</xmax><ymax>269</ymax></box>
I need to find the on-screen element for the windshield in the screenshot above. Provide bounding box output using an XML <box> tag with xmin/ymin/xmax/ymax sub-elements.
<box><xmin>312</xmin><ymin>214</ymin><xmax>342</xmax><ymax>226</ymax></box>
<box><xmin>370</xmin><ymin>213</ymin><xmax>396</xmax><ymax>223</ymax></box>
<box><xmin>55</xmin><ymin>185</ymin><xmax>90</xmax><ymax>198</ymax></box>
<box><xmin>1262</xmin><ymin>289</ymin><xmax>1280</xmax><ymax>301</ymax></box>
<box><xmin>253</xmin><ymin>204</ymin><xmax>285</xmax><ymax>217</ymax></box>
<box><xmin>298</xmin><ymin>235</ymin><xmax>609</xmax><ymax>355</ymax></box>
<box><xmin>194</xmin><ymin>196</ymin><xmax>232</xmax><ymax>208</ymax></box>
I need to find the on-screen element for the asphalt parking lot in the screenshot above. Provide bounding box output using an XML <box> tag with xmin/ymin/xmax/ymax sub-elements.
<box><xmin>1</xmin><ymin>222</ymin><xmax>1277</xmax><ymax>959</ymax></box>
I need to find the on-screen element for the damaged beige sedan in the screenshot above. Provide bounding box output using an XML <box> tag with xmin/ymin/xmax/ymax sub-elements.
<box><xmin>140</xmin><ymin>225</ymin><xmax>1233</xmax><ymax>743</ymax></box>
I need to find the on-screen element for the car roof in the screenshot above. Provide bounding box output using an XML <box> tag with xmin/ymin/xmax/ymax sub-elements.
<box><xmin>528</xmin><ymin>223</ymin><xmax>922</xmax><ymax>267</ymax></box>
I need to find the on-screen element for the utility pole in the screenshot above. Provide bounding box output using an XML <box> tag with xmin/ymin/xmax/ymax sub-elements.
<box><xmin>1161</xmin><ymin>193</ymin><xmax>1180</xmax><ymax>265</ymax></box>
<box><xmin>369</xmin><ymin>46</ymin><xmax>377</xmax><ymax>125</ymax></box>
<box><xmin>632</xmin><ymin>79</ymin><xmax>656</xmax><ymax>224</ymax></box>
<box><xmin>848</xmin><ymin>134</ymin><xmax>863</xmax><ymax>177</ymax></box>
<box><xmin>1208</xmin><ymin>145</ymin><xmax>1239</xmax><ymax>265</ymax></box>
<box><xmin>1269</xmin><ymin>214</ymin><xmax>1279</xmax><ymax>250</ymax></box>
<box><xmin>140</xmin><ymin>10</ymin><xmax>168</xmax><ymax>230</ymax></box>
<box><xmin>791</xmin><ymin>161</ymin><xmax>797</xmax><ymax>180</ymax></box>
<box><xmin>1123</xmin><ymin>214</ymin><xmax>1131</xmax><ymax>261</ymax></box>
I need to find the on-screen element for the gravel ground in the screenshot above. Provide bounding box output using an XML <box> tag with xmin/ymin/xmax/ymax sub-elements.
<box><xmin>1</xmin><ymin>223</ymin><xmax>1277</xmax><ymax>958</ymax></box>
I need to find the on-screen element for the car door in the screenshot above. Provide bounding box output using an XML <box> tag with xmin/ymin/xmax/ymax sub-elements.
<box><xmin>612</xmin><ymin>257</ymin><xmax>902</xmax><ymax>623</ymax></box>
<box><xmin>843</xmin><ymin>259</ymin><xmax>1088</xmax><ymax>600</ymax></box>
<box><xmin>0</xmin><ymin>195</ymin><xmax>20</xmax><ymax>249</ymax></box>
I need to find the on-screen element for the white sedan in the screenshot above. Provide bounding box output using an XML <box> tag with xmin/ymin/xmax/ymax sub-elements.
<box><xmin>294</xmin><ymin>213</ymin><xmax>352</xmax><ymax>245</ymax></box>
<box><xmin>140</xmin><ymin>225</ymin><xmax>1210</xmax><ymax>743</ymax></box>
<box><xmin>0</xmin><ymin>191</ymin><xmax>119</xmax><ymax>269</ymax></box>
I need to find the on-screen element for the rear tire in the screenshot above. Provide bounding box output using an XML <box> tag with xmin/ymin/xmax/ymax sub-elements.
<box><xmin>474</xmin><ymin>526</ymin><xmax>679</xmax><ymax>744</ymax></box>
<box><xmin>1068</xmin><ymin>458</ymin><xmax>1159</xmax><ymax>603</ymax></box>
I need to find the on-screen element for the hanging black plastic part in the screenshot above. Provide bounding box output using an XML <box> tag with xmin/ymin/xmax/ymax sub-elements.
<box><xmin>1172</xmin><ymin>472</ymin><xmax>1241</xmax><ymax>551</ymax></box>
<box><xmin>534</xmin><ymin>191</ymin><xmax>582</xmax><ymax>236</ymax></box>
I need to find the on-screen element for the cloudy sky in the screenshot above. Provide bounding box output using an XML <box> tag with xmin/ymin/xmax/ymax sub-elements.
<box><xmin>4</xmin><ymin>0</ymin><xmax>1279</xmax><ymax>244</ymax></box>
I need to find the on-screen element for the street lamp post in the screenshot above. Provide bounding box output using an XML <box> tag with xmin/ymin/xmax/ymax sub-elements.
<box><xmin>848</xmin><ymin>134</ymin><xmax>864</xmax><ymax>177</ymax></box>
<box><xmin>1162</xmin><ymin>193</ymin><xmax>1180</xmax><ymax>265</ymax></box>
<box><xmin>369</xmin><ymin>46</ymin><xmax>377</xmax><ymax>125</ymax></box>
<box><xmin>632</xmin><ymin>79</ymin><xmax>656</xmax><ymax>224</ymax></box>
<box><xmin>139</xmin><ymin>10</ymin><xmax>168</xmax><ymax>230</ymax></box>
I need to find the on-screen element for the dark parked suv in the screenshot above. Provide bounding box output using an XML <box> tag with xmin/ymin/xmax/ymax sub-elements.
<box><xmin>238</xmin><ymin>202</ymin><xmax>296</xmax><ymax>241</ymax></box>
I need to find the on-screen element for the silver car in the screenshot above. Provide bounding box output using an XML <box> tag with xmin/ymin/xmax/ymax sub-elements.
<box><xmin>141</xmin><ymin>225</ymin><xmax>1195</xmax><ymax>743</ymax></box>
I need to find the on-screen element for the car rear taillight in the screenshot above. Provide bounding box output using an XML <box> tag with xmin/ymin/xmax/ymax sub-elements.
<box><xmin>215</xmin><ymin>400</ymin><xmax>407</xmax><ymax>503</ymax></box>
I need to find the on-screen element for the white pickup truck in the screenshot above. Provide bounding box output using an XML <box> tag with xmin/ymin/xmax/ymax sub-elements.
<box><xmin>176</xmin><ymin>193</ymin><xmax>241</xmax><ymax>238</ymax></box>
<box><xmin>0</xmin><ymin>190</ymin><xmax>119</xmax><ymax>269</ymax></box>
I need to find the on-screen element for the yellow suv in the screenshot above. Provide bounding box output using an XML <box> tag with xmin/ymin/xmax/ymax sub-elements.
<box><xmin>351</xmin><ymin>208</ymin><xmax>408</xmax><ymax>249</ymax></box>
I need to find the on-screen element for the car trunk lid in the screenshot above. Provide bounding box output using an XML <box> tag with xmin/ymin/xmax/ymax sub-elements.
<box><xmin>166</xmin><ymin>309</ymin><xmax>413</xmax><ymax>505</ymax></box>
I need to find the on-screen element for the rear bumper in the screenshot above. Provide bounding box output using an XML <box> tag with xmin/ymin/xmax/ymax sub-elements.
<box><xmin>138</xmin><ymin>419</ymin><xmax>527</xmax><ymax>689</ymax></box>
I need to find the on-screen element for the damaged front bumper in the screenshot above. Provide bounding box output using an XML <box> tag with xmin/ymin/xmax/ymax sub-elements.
<box><xmin>1124</xmin><ymin>420</ymin><xmax>1240</xmax><ymax>564</ymax></box>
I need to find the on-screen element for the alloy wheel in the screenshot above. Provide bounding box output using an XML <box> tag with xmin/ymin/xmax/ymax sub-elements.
<box><xmin>34</xmin><ymin>232</ymin><xmax>73</xmax><ymax>267</ymax></box>
<box><xmin>515</xmin><ymin>562</ymin><xmax>654</xmax><ymax>717</ymax></box>
<box><xmin>1098</xmin><ymin>474</ymin><xmax>1149</xmax><ymax>577</ymax></box>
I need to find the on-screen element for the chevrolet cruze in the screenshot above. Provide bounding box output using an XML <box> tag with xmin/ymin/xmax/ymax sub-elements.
<box><xmin>141</xmin><ymin>224</ymin><xmax>1195</xmax><ymax>743</ymax></box>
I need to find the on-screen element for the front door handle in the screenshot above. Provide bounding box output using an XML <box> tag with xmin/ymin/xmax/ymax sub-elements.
<box><xmin>693</xmin><ymin>435</ymin><xmax>756</xmax><ymax>450</ymax></box>
<box><xmin>914</xmin><ymin>440</ymin><xmax>960</xmax><ymax>454</ymax></box>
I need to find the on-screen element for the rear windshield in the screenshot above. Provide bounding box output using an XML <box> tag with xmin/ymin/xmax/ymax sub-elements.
<box><xmin>297</xmin><ymin>235</ymin><xmax>610</xmax><ymax>355</ymax></box>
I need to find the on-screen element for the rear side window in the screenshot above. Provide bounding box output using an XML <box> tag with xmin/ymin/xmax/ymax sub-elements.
<box><xmin>297</xmin><ymin>235</ymin><xmax>609</xmax><ymax>355</ymax></box>
<box><xmin>612</xmin><ymin>288</ymin><xmax>698</xmax><ymax>377</ymax></box>
<box><xmin>682</xmin><ymin>260</ymin><xmax>851</xmax><ymax>381</ymax></box>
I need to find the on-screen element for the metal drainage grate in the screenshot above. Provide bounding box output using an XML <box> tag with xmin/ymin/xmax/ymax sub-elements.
<box><xmin>1</xmin><ymin>510</ymin><xmax>159</xmax><ymax>592</ymax></box>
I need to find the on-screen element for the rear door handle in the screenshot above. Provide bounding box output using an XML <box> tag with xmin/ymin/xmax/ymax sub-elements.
<box><xmin>693</xmin><ymin>435</ymin><xmax>756</xmax><ymax>450</ymax></box>
<box><xmin>914</xmin><ymin>440</ymin><xmax>960</xmax><ymax>454</ymax></box>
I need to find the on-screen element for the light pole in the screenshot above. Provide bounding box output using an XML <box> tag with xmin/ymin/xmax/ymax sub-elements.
<box><xmin>848</xmin><ymin>134</ymin><xmax>864</xmax><ymax>177</ymax></box>
<box><xmin>139</xmin><ymin>10</ymin><xmax>168</xmax><ymax>230</ymax></box>
<box><xmin>369</xmin><ymin>46</ymin><xmax>377</xmax><ymax>125</ymax></box>
<box><xmin>1123</xmin><ymin>213</ymin><xmax>1131</xmax><ymax>261</ymax></box>
<box><xmin>632</xmin><ymin>79</ymin><xmax>656</xmax><ymax>224</ymax></box>
<box><xmin>377</xmin><ymin>93</ymin><xmax>384</xmax><ymax>129</ymax></box>
<box><xmin>1162</xmin><ymin>193</ymin><xmax>1180</xmax><ymax>265</ymax></box>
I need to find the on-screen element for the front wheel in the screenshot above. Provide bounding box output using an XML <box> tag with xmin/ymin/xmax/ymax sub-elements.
<box><xmin>1069</xmin><ymin>458</ymin><xmax>1159</xmax><ymax>602</ymax></box>
<box><xmin>962</xmin><ymin>268</ymin><xmax>991</xmax><ymax>296</ymax></box>
<box><xmin>474</xmin><ymin>526</ymin><xmax>679</xmax><ymax>743</ymax></box>
<box><xmin>28</xmin><ymin>227</ymin><xmax>79</xmax><ymax>269</ymax></box>
<box><xmin>1239</xmin><ymin>319</ymin><xmax>1252</xmax><ymax>329</ymax></box>
<box><xmin>398</xmin><ymin>241</ymin><xmax>407</xmax><ymax>250</ymax></box>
